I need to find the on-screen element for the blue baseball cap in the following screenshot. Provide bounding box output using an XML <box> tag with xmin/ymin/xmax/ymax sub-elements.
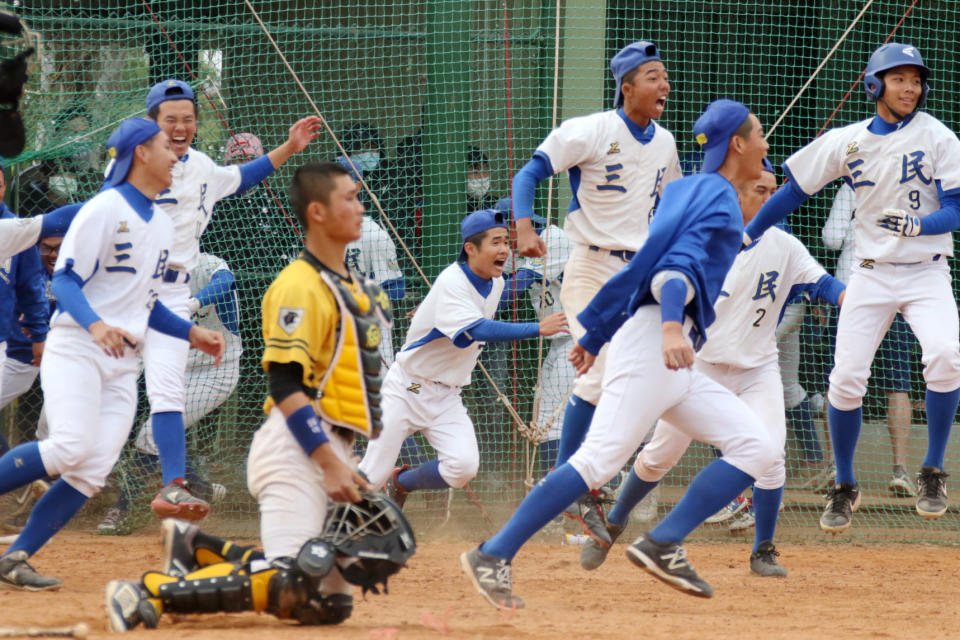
<box><xmin>762</xmin><ymin>157</ymin><xmax>775</xmax><ymax>174</ymax></box>
<box><xmin>458</xmin><ymin>208</ymin><xmax>508</xmax><ymax>261</ymax></box>
<box><xmin>693</xmin><ymin>99</ymin><xmax>751</xmax><ymax>173</ymax></box>
<box><xmin>495</xmin><ymin>196</ymin><xmax>546</xmax><ymax>228</ymax></box>
<box><xmin>105</xmin><ymin>117</ymin><xmax>162</xmax><ymax>187</ymax></box>
<box><xmin>611</xmin><ymin>41</ymin><xmax>661</xmax><ymax>108</ymax></box>
<box><xmin>146</xmin><ymin>79</ymin><xmax>195</xmax><ymax>113</ymax></box>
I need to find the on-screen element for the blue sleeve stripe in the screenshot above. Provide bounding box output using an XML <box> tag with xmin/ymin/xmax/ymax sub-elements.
<box><xmin>401</xmin><ymin>327</ymin><xmax>447</xmax><ymax>352</ymax></box>
<box><xmin>235</xmin><ymin>155</ymin><xmax>275</xmax><ymax>195</ymax></box>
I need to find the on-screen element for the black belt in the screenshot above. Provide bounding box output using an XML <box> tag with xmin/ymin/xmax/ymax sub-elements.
<box><xmin>588</xmin><ymin>245</ymin><xmax>636</xmax><ymax>261</ymax></box>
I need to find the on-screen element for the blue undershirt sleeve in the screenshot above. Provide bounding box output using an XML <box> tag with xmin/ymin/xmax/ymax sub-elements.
<box><xmin>744</xmin><ymin>180</ymin><xmax>809</xmax><ymax>242</ymax></box>
<box><xmin>148</xmin><ymin>300</ymin><xmax>193</xmax><ymax>341</ymax></box>
<box><xmin>50</xmin><ymin>267</ymin><xmax>100</xmax><ymax>330</ymax></box>
<box><xmin>512</xmin><ymin>154</ymin><xmax>554</xmax><ymax>220</ymax></box>
<box><xmin>659</xmin><ymin>278</ymin><xmax>688</xmax><ymax>324</ymax></box>
<box><xmin>460</xmin><ymin>318</ymin><xmax>540</xmax><ymax>343</ymax></box>
<box><xmin>810</xmin><ymin>274</ymin><xmax>846</xmax><ymax>307</ymax></box>
<box><xmin>382</xmin><ymin>277</ymin><xmax>405</xmax><ymax>301</ymax></box>
<box><xmin>918</xmin><ymin>192</ymin><xmax>960</xmax><ymax>236</ymax></box>
<box><xmin>194</xmin><ymin>270</ymin><xmax>234</xmax><ymax>309</ymax></box>
<box><xmin>235</xmin><ymin>155</ymin><xmax>276</xmax><ymax>195</ymax></box>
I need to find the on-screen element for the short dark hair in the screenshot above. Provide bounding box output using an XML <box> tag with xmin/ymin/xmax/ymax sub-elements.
<box><xmin>289</xmin><ymin>162</ymin><xmax>352</xmax><ymax>229</ymax></box>
<box><xmin>463</xmin><ymin>229</ymin><xmax>491</xmax><ymax>254</ymax></box>
<box><xmin>732</xmin><ymin>113</ymin><xmax>754</xmax><ymax>141</ymax></box>
<box><xmin>466</xmin><ymin>146</ymin><xmax>489</xmax><ymax>171</ymax></box>
<box><xmin>148</xmin><ymin>99</ymin><xmax>199</xmax><ymax>121</ymax></box>
<box><xmin>341</xmin><ymin>122</ymin><xmax>382</xmax><ymax>154</ymax></box>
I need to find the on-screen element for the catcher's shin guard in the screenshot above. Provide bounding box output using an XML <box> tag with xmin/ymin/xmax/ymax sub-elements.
<box><xmin>142</xmin><ymin>562</ymin><xmax>256</xmax><ymax>615</ymax></box>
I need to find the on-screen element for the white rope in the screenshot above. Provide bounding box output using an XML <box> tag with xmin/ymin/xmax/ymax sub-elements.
<box><xmin>765</xmin><ymin>0</ymin><xmax>876</xmax><ymax>140</ymax></box>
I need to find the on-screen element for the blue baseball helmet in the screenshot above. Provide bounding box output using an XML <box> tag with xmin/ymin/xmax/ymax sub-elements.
<box><xmin>863</xmin><ymin>43</ymin><xmax>930</xmax><ymax>108</ymax></box>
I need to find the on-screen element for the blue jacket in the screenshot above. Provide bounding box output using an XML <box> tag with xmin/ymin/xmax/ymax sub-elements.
<box><xmin>0</xmin><ymin>204</ymin><xmax>49</xmax><ymax>363</ymax></box>
<box><xmin>577</xmin><ymin>172</ymin><xmax>743</xmax><ymax>354</ymax></box>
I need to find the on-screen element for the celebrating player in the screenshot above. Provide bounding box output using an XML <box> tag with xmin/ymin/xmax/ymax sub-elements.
<box><xmin>578</xmin><ymin>159</ymin><xmax>845</xmax><ymax>578</ymax></box>
<box><xmin>357</xmin><ymin>208</ymin><xmax>567</xmax><ymax>507</ymax></box>
<box><xmin>0</xmin><ymin>118</ymin><xmax>224</xmax><ymax>590</ymax></box>
<box><xmin>140</xmin><ymin>79</ymin><xmax>323</xmax><ymax>520</ymax></box>
<box><xmin>461</xmin><ymin>99</ymin><xmax>774</xmax><ymax>606</ymax></box>
<box><xmin>510</xmin><ymin>40</ymin><xmax>681</xmax><ymax>543</ymax></box>
<box><xmin>105</xmin><ymin>161</ymin><xmax>408</xmax><ymax>631</ymax></box>
<box><xmin>743</xmin><ymin>43</ymin><xmax>960</xmax><ymax>533</ymax></box>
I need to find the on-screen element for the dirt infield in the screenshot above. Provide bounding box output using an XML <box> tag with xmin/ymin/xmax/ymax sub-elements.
<box><xmin>0</xmin><ymin>532</ymin><xmax>957</xmax><ymax>639</ymax></box>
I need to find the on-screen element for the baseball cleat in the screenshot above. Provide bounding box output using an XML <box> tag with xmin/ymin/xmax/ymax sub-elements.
<box><xmin>151</xmin><ymin>480</ymin><xmax>210</xmax><ymax>521</ymax></box>
<box><xmin>459</xmin><ymin>547</ymin><xmax>525</xmax><ymax>610</ymax></box>
<box><xmin>626</xmin><ymin>535</ymin><xmax>713</xmax><ymax>598</ymax></box>
<box><xmin>819</xmin><ymin>482</ymin><xmax>861</xmax><ymax>533</ymax></box>
<box><xmin>704</xmin><ymin>494</ymin><xmax>747</xmax><ymax>524</ymax></box>
<box><xmin>579</xmin><ymin>522</ymin><xmax>624</xmax><ymax>571</ymax></box>
<box><xmin>888</xmin><ymin>469</ymin><xmax>916</xmax><ymax>498</ymax></box>
<box><xmin>749</xmin><ymin>540</ymin><xmax>788</xmax><ymax>577</ymax></box>
<box><xmin>98</xmin><ymin>506</ymin><xmax>131</xmax><ymax>536</ymax></box>
<box><xmin>385</xmin><ymin>465</ymin><xmax>410</xmax><ymax>509</ymax></box>
<box><xmin>916</xmin><ymin>467</ymin><xmax>949</xmax><ymax>519</ymax></box>
<box><xmin>563</xmin><ymin>489</ymin><xmax>614</xmax><ymax>546</ymax></box>
<box><xmin>161</xmin><ymin>518</ymin><xmax>200</xmax><ymax>577</ymax></box>
<box><xmin>0</xmin><ymin>550</ymin><xmax>61</xmax><ymax>591</ymax></box>
<box><xmin>105</xmin><ymin>580</ymin><xmax>159</xmax><ymax>632</ymax></box>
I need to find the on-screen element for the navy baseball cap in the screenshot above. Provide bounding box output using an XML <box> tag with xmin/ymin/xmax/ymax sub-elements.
<box><xmin>146</xmin><ymin>79</ymin><xmax>195</xmax><ymax>113</ymax></box>
<box><xmin>693</xmin><ymin>99</ymin><xmax>751</xmax><ymax>173</ymax></box>
<box><xmin>762</xmin><ymin>157</ymin><xmax>775</xmax><ymax>174</ymax></box>
<box><xmin>458</xmin><ymin>208</ymin><xmax>508</xmax><ymax>261</ymax></box>
<box><xmin>611</xmin><ymin>41</ymin><xmax>661</xmax><ymax>108</ymax></box>
<box><xmin>105</xmin><ymin>117</ymin><xmax>162</xmax><ymax>187</ymax></box>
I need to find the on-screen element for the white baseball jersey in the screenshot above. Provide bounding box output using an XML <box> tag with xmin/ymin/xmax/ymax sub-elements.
<box><xmin>395</xmin><ymin>262</ymin><xmax>504</xmax><ymax>387</ymax></box>
<box><xmin>822</xmin><ymin>183</ymin><xmax>857</xmax><ymax>283</ymax></box>
<box><xmin>537</xmin><ymin>110</ymin><xmax>681</xmax><ymax>251</ymax></box>
<box><xmin>517</xmin><ymin>224</ymin><xmax>571</xmax><ymax>323</ymax></box>
<box><xmin>697</xmin><ymin>227</ymin><xmax>827</xmax><ymax>370</ymax></box>
<box><xmin>189</xmin><ymin>253</ymin><xmax>242</xmax><ymax>367</ymax></box>
<box><xmin>347</xmin><ymin>216</ymin><xmax>403</xmax><ymax>365</ymax></box>
<box><xmin>52</xmin><ymin>187</ymin><xmax>174</xmax><ymax>342</ymax></box>
<box><xmin>0</xmin><ymin>217</ymin><xmax>42</xmax><ymax>262</ymax></box>
<box><xmin>155</xmin><ymin>147</ymin><xmax>242</xmax><ymax>271</ymax></box>
<box><xmin>785</xmin><ymin>112</ymin><xmax>960</xmax><ymax>263</ymax></box>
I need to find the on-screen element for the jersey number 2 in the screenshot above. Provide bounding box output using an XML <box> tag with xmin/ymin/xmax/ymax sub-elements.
<box><xmin>753</xmin><ymin>308</ymin><xmax>766</xmax><ymax>327</ymax></box>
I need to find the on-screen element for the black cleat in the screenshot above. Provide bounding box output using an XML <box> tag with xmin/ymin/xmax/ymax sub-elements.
<box><xmin>626</xmin><ymin>535</ymin><xmax>713</xmax><ymax>597</ymax></box>
<box><xmin>819</xmin><ymin>482</ymin><xmax>861</xmax><ymax>534</ymax></box>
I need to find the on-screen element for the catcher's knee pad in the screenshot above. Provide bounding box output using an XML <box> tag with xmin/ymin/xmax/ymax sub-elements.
<box><xmin>294</xmin><ymin>592</ymin><xmax>353</xmax><ymax>625</ymax></box>
<box><xmin>265</xmin><ymin>540</ymin><xmax>335</xmax><ymax>620</ymax></box>
<box><xmin>151</xmin><ymin>572</ymin><xmax>253</xmax><ymax>613</ymax></box>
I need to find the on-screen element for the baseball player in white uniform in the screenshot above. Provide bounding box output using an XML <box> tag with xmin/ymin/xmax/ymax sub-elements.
<box><xmin>346</xmin><ymin>215</ymin><xmax>404</xmax><ymax>365</ymax></box>
<box><xmin>511</xmin><ymin>40</ymin><xmax>681</xmax><ymax>542</ymax></box>
<box><xmin>578</xmin><ymin>159</ymin><xmax>846</xmax><ymax>577</ymax></box>
<box><xmin>358</xmin><ymin>209</ymin><xmax>566</xmax><ymax>505</ymax></box>
<box><xmin>138</xmin><ymin>79</ymin><xmax>322</xmax><ymax>520</ymax></box>
<box><xmin>744</xmin><ymin>43</ymin><xmax>960</xmax><ymax>533</ymax></box>
<box><xmin>462</xmin><ymin>100</ymin><xmax>774</xmax><ymax>605</ymax></box>
<box><xmin>98</xmin><ymin>252</ymin><xmax>243</xmax><ymax>533</ymax></box>
<box><xmin>0</xmin><ymin>118</ymin><xmax>224</xmax><ymax>590</ymax></box>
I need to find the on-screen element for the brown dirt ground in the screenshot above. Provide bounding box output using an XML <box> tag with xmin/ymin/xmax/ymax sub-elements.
<box><xmin>0</xmin><ymin>531</ymin><xmax>958</xmax><ymax>640</ymax></box>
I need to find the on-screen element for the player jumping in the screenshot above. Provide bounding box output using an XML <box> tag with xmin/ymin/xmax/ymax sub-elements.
<box><xmin>743</xmin><ymin>43</ymin><xmax>960</xmax><ymax>533</ymax></box>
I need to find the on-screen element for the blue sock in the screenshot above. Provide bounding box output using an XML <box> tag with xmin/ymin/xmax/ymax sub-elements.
<box><xmin>0</xmin><ymin>442</ymin><xmax>47</xmax><ymax>495</ymax></box>
<box><xmin>752</xmin><ymin>486</ymin><xmax>783</xmax><ymax>552</ymax></box>
<box><xmin>481</xmin><ymin>463</ymin><xmax>588</xmax><ymax>560</ymax></box>
<box><xmin>650</xmin><ymin>460</ymin><xmax>754</xmax><ymax>544</ymax></box>
<box><xmin>6</xmin><ymin>479</ymin><xmax>88</xmax><ymax>556</ymax></box>
<box><xmin>555</xmin><ymin>395</ymin><xmax>595</xmax><ymax>466</ymax></box>
<box><xmin>828</xmin><ymin>403</ymin><xmax>862</xmax><ymax>485</ymax></box>
<box><xmin>923</xmin><ymin>387</ymin><xmax>960</xmax><ymax>470</ymax></box>
<box><xmin>396</xmin><ymin>459</ymin><xmax>451</xmax><ymax>491</ymax></box>
<box><xmin>152</xmin><ymin>411</ymin><xmax>186</xmax><ymax>485</ymax></box>
<box><xmin>786</xmin><ymin>398</ymin><xmax>823</xmax><ymax>463</ymax></box>
<box><xmin>607</xmin><ymin>469</ymin><xmax>659</xmax><ymax>527</ymax></box>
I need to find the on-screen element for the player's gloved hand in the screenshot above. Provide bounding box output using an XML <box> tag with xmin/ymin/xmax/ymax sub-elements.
<box><xmin>187</xmin><ymin>296</ymin><xmax>201</xmax><ymax>317</ymax></box>
<box><xmin>877</xmin><ymin>208</ymin><xmax>921</xmax><ymax>237</ymax></box>
<box><xmin>89</xmin><ymin>320</ymin><xmax>137</xmax><ymax>358</ymax></box>
<box><xmin>311</xmin><ymin>443</ymin><xmax>372</xmax><ymax>503</ymax></box>
<box><xmin>516</xmin><ymin>217</ymin><xmax>546</xmax><ymax>258</ymax></box>
<box><xmin>189</xmin><ymin>326</ymin><xmax>225</xmax><ymax>365</ymax></box>
<box><xmin>538</xmin><ymin>311</ymin><xmax>568</xmax><ymax>336</ymax></box>
<box><xmin>568</xmin><ymin>343</ymin><xmax>596</xmax><ymax>377</ymax></box>
<box><xmin>661</xmin><ymin>321</ymin><xmax>694</xmax><ymax>371</ymax></box>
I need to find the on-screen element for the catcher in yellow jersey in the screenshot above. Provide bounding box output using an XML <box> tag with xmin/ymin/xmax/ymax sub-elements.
<box><xmin>103</xmin><ymin>162</ymin><xmax>416</xmax><ymax>631</ymax></box>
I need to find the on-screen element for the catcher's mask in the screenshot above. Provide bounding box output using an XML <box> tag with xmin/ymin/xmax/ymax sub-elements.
<box><xmin>320</xmin><ymin>492</ymin><xmax>416</xmax><ymax>595</ymax></box>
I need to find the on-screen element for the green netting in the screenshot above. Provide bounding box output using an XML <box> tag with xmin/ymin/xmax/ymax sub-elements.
<box><xmin>1</xmin><ymin>0</ymin><xmax>959</xmax><ymax>542</ymax></box>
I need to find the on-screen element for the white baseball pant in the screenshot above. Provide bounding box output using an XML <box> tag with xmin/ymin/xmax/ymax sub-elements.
<box><xmin>143</xmin><ymin>280</ymin><xmax>191</xmax><ymax>414</ymax></box>
<box><xmin>567</xmin><ymin>306</ymin><xmax>778</xmax><ymax>489</ymax></box>
<box><xmin>829</xmin><ymin>259</ymin><xmax>960</xmax><ymax>410</ymax></box>
<box><xmin>358</xmin><ymin>362</ymin><xmax>478</xmax><ymax>489</ymax></box>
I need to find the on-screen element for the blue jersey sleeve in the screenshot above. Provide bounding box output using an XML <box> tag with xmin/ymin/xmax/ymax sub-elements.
<box><xmin>511</xmin><ymin>154</ymin><xmax>554</xmax><ymax>220</ymax></box>
<box><xmin>51</xmin><ymin>266</ymin><xmax>100</xmax><ymax>329</ymax></box>
<box><xmin>234</xmin><ymin>155</ymin><xmax>275</xmax><ymax>195</ymax></box>
<box><xmin>14</xmin><ymin>247</ymin><xmax>49</xmax><ymax>341</ymax></box>
<box><xmin>460</xmin><ymin>318</ymin><xmax>540</xmax><ymax>343</ymax></box>
<box><xmin>917</xmin><ymin>191</ymin><xmax>960</xmax><ymax>236</ymax></box>
<box><xmin>744</xmin><ymin>180</ymin><xmax>809</xmax><ymax>243</ymax></box>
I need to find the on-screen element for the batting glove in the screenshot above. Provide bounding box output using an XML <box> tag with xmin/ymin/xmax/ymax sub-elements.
<box><xmin>877</xmin><ymin>208</ymin><xmax>921</xmax><ymax>237</ymax></box>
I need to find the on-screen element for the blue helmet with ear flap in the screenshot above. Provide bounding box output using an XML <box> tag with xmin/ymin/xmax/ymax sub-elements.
<box><xmin>863</xmin><ymin>43</ymin><xmax>930</xmax><ymax>108</ymax></box>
